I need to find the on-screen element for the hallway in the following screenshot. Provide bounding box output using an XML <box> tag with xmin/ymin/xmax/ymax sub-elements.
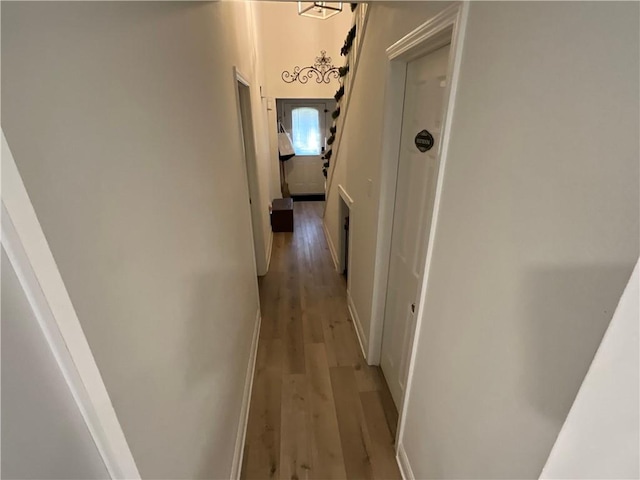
<box><xmin>241</xmin><ymin>202</ymin><xmax>401</xmax><ymax>480</ymax></box>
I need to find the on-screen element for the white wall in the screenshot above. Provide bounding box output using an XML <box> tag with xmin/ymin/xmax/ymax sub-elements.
<box><xmin>1</xmin><ymin>249</ymin><xmax>109</xmax><ymax>480</ymax></box>
<box><xmin>326</xmin><ymin>1</ymin><xmax>638</xmax><ymax>477</ymax></box>
<box><xmin>256</xmin><ymin>2</ymin><xmax>352</xmax><ymax>199</ymax></box>
<box><xmin>258</xmin><ymin>2</ymin><xmax>351</xmax><ymax>101</ymax></box>
<box><xmin>399</xmin><ymin>2</ymin><xmax>639</xmax><ymax>478</ymax></box>
<box><xmin>540</xmin><ymin>260</ymin><xmax>639</xmax><ymax>480</ymax></box>
<box><xmin>1</xmin><ymin>2</ymin><xmax>268</xmax><ymax>477</ymax></box>
<box><xmin>324</xmin><ymin>1</ymin><xmax>452</xmax><ymax>349</ymax></box>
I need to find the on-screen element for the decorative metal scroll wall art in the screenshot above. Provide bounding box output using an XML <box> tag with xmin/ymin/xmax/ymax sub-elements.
<box><xmin>282</xmin><ymin>51</ymin><xmax>339</xmax><ymax>84</ymax></box>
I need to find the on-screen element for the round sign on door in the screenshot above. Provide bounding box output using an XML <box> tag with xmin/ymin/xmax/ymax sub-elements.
<box><xmin>414</xmin><ymin>129</ymin><xmax>434</xmax><ymax>152</ymax></box>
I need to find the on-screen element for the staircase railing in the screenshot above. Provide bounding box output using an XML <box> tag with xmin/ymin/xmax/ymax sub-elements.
<box><xmin>323</xmin><ymin>3</ymin><xmax>370</xmax><ymax>215</ymax></box>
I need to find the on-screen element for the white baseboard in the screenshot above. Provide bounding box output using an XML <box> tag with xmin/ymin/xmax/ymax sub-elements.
<box><xmin>322</xmin><ymin>220</ymin><xmax>340</xmax><ymax>272</ymax></box>
<box><xmin>347</xmin><ymin>290</ymin><xmax>369</xmax><ymax>363</ymax></box>
<box><xmin>230</xmin><ymin>309</ymin><xmax>261</xmax><ymax>479</ymax></box>
<box><xmin>397</xmin><ymin>442</ymin><xmax>415</xmax><ymax>480</ymax></box>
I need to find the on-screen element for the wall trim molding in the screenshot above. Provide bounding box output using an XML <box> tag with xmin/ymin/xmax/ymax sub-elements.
<box><xmin>230</xmin><ymin>308</ymin><xmax>262</xmax><ymax>479</ymax></box>
<box><xmin>338</xmin><ymin>184</ymin><xmax>354</xmax><ymax>207</ymax></box>
<box><xmin>1</xmin><ymin>131</ymin><xmax>140</xmax><ymax>479</ymax></box>
<box><xmin>322</xmin><ymin>220</ymin><xmax>340</xmax><ymax>272</ymax></box>
<box><xmin>347</xmin><ymin>290</ymin><xmax>368</xmax><ymax>361</ymax></box>
<box><xmin>386</xmin><ymin>3</ymin><xmax>461</xmax><ymax>61</ymax></box>
<box><xmin>396</xmin><ymin>442</ymin><xmax>415</xmax><ymax>480</ymax></box>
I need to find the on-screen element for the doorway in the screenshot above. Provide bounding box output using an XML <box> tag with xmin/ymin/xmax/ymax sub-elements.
<box><xmin>364</xmin><ymin>7</ymin><xmax>468</xmax><ymax>446</ymax></box>
<box><xmin>379</xmin><ymin>44</ymin><xmax>451</xmax><ymax>409</ymax></box>
<box><xmin>277</xmin><ymin>98</ymin><xmax>335</xmax><ymax>197</ymax></box>
<box><xmin>235</xmin><ymin>68</ymin><xmax>267</xmax><ymax>276</ymax></box>
<box><xmin>339</xmin><ymin>195</ymin><xmax>351</xmax><ymax>280</ymax></box>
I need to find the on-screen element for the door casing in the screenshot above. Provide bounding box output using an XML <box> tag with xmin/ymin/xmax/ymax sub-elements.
<box><xmin>366</xmin><ymin>2</ymin><xmax>470</xmax><ymax>449</ymax></box>
<box><xmin>234</xmin><ymin>67</ymin><xmax>268</xmax><ymax>277</ymax></box>
<box><xmin>380</xmin><ymin>43</ymin><xmax>451</xmax><ymax>410</ymax></box>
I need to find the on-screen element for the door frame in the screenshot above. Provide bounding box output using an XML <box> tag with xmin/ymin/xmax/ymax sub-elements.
<box><xmin>338</xmin><ymin>184</ymin><xmax>355</xmax><ymax>275</ymax></box>
<box><xmin>276</xmin><ymin>98</ymin><xmax>334</xmax><ymax>196</ymax></box>
<box><xmin>234</xmin><ymin>67</ymin><xmax>268</xmax><ymax>276</ymax></box>
<box><xmin>366</xmin><ymin>0</ymin><xmax>469</xmax><ymax>450</ymax></box>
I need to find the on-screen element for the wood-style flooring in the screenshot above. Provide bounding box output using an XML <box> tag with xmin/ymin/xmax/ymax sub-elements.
<box><xmin>241</xmin><ymin>202</ymin><xmax>400</xmax><ymax>480</ymax></box>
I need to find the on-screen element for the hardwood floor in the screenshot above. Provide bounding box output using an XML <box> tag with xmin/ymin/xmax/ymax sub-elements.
<box><xmin>241</xmin><ymin>202</ymin><xmax>400</xmax><ymax>480</ymax></box>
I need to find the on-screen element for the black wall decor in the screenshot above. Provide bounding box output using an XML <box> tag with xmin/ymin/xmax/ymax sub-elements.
<box><xmin>282</xmin><ymin>50</ymin><xmax>339</xmax><ymax>84</ymax></box>
<box><xmin>322</xmin><ymin>16</ymin><xmax>359</xmax><ymax>180</ymax></box>
<box><xmin>341</xmin><ymin>26</ymin><xmax>357</xmax><ymax>56</ymax></box>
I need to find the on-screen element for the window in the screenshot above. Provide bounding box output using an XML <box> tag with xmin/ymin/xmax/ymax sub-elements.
<box><xmin>291</xmin><ymin>107</ymin><xmax>322</xmax><ymax>156</ymax></box>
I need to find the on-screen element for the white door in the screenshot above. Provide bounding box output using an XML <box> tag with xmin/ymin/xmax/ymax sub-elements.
<box><xmin>280</xmin><ymin>100</ymin><xmax>332</xmax><ymax>195</ymax></box>
<box><xmin>380</xmin><ymin>44</ymin><xmax>450</xmax><ymax>408</ymax></box>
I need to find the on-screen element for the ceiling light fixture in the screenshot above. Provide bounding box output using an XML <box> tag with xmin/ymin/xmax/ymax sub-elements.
<box><xmin>298</xmin><ymin>2</ymin><xmax>343</xmax><ymax>20</ymax></box>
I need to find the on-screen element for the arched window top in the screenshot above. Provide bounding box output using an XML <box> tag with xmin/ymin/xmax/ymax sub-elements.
<box><xmin>291</xmin><ymin>107</ymin><xmax>321</xmax><ymax>156</ymax></box>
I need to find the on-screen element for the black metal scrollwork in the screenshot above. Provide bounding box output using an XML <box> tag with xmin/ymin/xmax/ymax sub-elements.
<box><xmin>281</xmin><ymin>51</ymin><xmax>339</xmax><ymax>85</ymax></box>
